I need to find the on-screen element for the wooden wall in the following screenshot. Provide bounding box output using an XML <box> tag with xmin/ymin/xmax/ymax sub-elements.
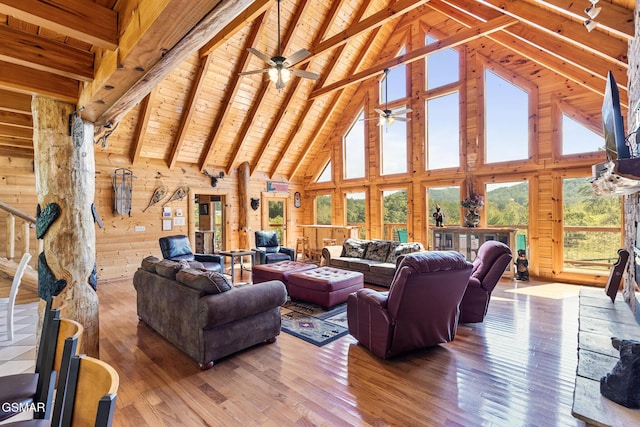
<box><xmin>301</xmin><ymin>9</ymin><xmax>616</xmax><ymax>286</ymax></box>
<box><xmin>0</xmin><ymin>152</ymin><xmax>304</xmax><ymax>282</ymax></box>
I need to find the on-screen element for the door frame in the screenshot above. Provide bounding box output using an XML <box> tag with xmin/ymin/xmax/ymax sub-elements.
<box><xmin>188</xmin><ymin>188</ymin><xmax>229</xmax><ymax>252</ymax></box>
<box><xmin>261</xmin><ymin>192</ymin><xmax>290</xmax><ymax>246</ymax></box>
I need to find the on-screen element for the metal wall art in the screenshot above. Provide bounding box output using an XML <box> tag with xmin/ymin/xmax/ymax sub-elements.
<box><xmin>111</xmin><ymin>168</ymin><xmax>135</xmax><ymax>216</ymax></box>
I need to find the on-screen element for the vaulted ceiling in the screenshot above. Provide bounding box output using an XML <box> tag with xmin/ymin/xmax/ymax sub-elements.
<box><xmin>0</xmin><ymin>0</ymin><xmax>634</xmax><ymax>180</ymax></box>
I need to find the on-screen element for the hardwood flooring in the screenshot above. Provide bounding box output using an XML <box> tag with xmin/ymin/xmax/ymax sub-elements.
<box><xmin>93</xmin><ymin>277</ymin><xmax>585</xmax><ymax>427</ymax></box>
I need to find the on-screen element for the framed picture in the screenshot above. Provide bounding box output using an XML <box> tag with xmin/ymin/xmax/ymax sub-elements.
<box><xmin>162</xmin><ymin>219</ymin><xmax>172</xmax><ymax>231</ymax></box>
<box><xmin>294</xmin><ymin>191</ymin><xmax>301</xmax><ymax>208</ymax></box>
<box><xmin>199</xmin><ymin>203</ymin><xmax>209</xmax><ymax>215</ymax></box>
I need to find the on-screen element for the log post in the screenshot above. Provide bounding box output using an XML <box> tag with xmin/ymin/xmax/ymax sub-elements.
<box><xmin>32</xmin><ymin>96</ymin><xmax>99</xmax><ymax>357</ymax></box>
<box><xmin>6</xmin><ymin>213</ymin><xmax>15</xmax><ymax>260</ymax></box>
<box><xmin>21</xmin><ymin>221</ymin><xmax>30</xmax><ymax>256</ymax></box>
<box><xmin>238</xmin><ymin>161</ymin><xmax>250</xmax><ymax>249</ymax></box>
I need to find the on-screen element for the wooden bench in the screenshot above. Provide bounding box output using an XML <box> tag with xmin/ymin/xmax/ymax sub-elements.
<box><xmin>573</xmin><ymin>287</ymin><xmax>640</xmax><ymax>426</ymax></box>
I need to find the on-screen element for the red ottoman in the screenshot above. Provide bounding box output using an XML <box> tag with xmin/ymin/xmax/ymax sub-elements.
<box><xmin>287</xmin><ymin>267</ymin><xmax>364</xmax><ymax>308</ymax></box>
<box><xmin>252</xmin><ymin>260</ymin><xmax>317</xmax><ymax>285</ymax></box>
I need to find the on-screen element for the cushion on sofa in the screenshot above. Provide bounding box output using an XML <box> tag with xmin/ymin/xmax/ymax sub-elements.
<box><xmin>387</xmin><ymin>242</ymin><xmax>425</xmax><ymax>263</ymax></box>
<box><xmin>369</xmin><ymin>263</ymin><xmax>397</xmax><ymax>276</ymax></box>
<box><xmin>141</xmin><ymin>256</ymin><xmax>160</xmax><ymax>273</ymax></box>
<box><xmin>155</xmin><ymin>259</ymin><xmax>185</xmax><ymax>279</ymax></box>
<box><xmin>363</xmin><ymin>240</ymin><xmax>394</xmax><ymax>262</ymax></box>
<box><xmin>347</xmin><ymin>259</ymin><xmax>382</xmax><ymax>272</ymax></box>
<box><xmin>176</xmin><ymin>268</ymin><xmax>233</xmax><ymax>294</ymax></box>
<box><xmin>330</xmin><ymin>257</ymin><xmax>352</xmax><ymax>269</ymax></box>
<box><xmin>342</xmin><ymin>238</ymin><xmax>369</xmax><ymax>258</ymax></box>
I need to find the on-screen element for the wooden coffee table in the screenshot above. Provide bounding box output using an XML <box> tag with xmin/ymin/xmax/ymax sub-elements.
<box><xmin>218</xmin><ymin>250</ymin><xmax>255</xmax><ymax>284</ymax></box>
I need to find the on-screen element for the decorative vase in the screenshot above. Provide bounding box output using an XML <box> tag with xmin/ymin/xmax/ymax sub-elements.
<box><xmin>465</xmin><ymin>208</ymin><xmax>481</xmax><ymax>227</ymax></box>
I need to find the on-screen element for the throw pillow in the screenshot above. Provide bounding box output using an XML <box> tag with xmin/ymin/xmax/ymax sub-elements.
<box><xmin>363</xmin><ymin>240</ymin><xmax>393</xmax><ymax>262</ymax></box>
<box><xmin>343</xmin><ymin>238</ymin><xmax>369</xmax><ymax>258</ymax></box>
<box><xmin>176</xmin><ymin>268</ymin><xmax>233</xmax><ymax>294</ymax></box>
<box><xmin>155</xmin><ymin>259</ymin><xmax>184</xmax><ymax>280</ymax></box>
<box><xmin>141</xmin><ymin>256</ymin><xmax>160</xmax><ymax>273</ymax></box>
<box><xmin>387</xmin><ymin>242</ymin><xmax>425</xmax><ymax>264</ymax></box>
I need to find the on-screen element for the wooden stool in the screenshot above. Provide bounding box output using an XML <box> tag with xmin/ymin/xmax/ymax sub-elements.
<box><xmin>295</xmin><ymin>236</ymin><xmax>311</xmax><ymax>262</ymax></box>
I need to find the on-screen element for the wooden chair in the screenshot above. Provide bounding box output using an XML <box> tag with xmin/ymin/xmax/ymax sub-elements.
<box><xmin>0</xmin><ymin>312</ymin><xmax>82</xmax><ymax>422</ymax></box>
<box><xmin>3</xmin><ymin>252</ymin><xmax>32</xmax><ymax>341</ymax></box>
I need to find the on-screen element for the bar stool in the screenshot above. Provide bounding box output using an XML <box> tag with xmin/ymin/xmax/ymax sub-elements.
<box><xmin>295</xmin><ymin>236</ymin><xmax>311</xmax><ymax>262</ymax></box>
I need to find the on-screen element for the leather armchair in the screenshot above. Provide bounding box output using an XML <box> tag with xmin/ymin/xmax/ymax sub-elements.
<box><xmin>159</xmin><ymin>235</ymin><xmax>224</xmax><ymax>273</ymax></box>
<box><xmin>459</xmin><ymin>240</ymin><xmax>513</xmax><ymax>323</ymax></box>
<box><xmin>253</xmin><ymin>230</ymin><xmax>295</xmax><ymax>265</ymax></box>
<box><xmin>347</xmin><ymin>251</ymin><xmax>473</xmax><ymax>359</ymax></box>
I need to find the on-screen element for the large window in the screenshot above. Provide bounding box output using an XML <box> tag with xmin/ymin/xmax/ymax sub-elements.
<box><xmin>426</xmin><ymin>92</ymin><xmax>459</xmax><ymax>170</ymax></box>
<box><xmin>345</xmin><ymin>192</ymin><xmax>366</xmax><ymax>239</ymax></box>
<box><xmin>381</xmin><ymin>47</ymin><xmax>407</xmax><ymax>103</ymax></box>
<box><xmin>425</xmin><ymin>35</ymin><xmax>459</xmax><ymax>89</ymax></box>
<box><xmin>427</xmin><ymin>186</ymin><xmax>460</xmax><ymax>228</ymax></box>
<box><xmin>315</xmin><ymin>194</ymin><xmax>332</xmax><ymax>225</ymax></box>
<box><xmin>562</xmin><ymin>177</ymin><xmax>622</xmax><ymax>271</ymax></box>
<box><xmin>562</xmin><ymin>114</ymin><xmax>604</xmax><ymax>156</ymax></box>
<box><xmin>485</xmin><ymin>70</ymin><xmax>529</xmax><ymax>163</ymax></box>
<box><xmin>381</xmin><ymin>107</ymin><xmax>408</xmax><ymax>175</ymax></box>
<box><xmin>344</xmin><ymin>110</ymin><xmax>365</xmax><ymax>179</ymax></box>
<box><xmin>316</xmin><ymin>160</ymin><xmax>332</xmax><ymax>182</ymax></box>
<box><xmin>485</xmin><ymin>181</ymin><xmax>529</xmax><ymax>249</ymax></box>
<box><xmin>382</xmin><ymin>189</ymin><xmax>407</xmax><ymax>241</ymax></box>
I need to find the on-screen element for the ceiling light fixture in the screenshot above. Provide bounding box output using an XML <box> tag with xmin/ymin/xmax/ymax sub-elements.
<box><xmin>584</xmin><ymin>5</ymin><xmax>601</xmax><ymax>19</ymax></box>
<box><xmin>583</xmin><ymin>0</ymin><xmax>601</xmax><ymax>32</ymax></box>
<box><xmin>584</xmin><ymin>19</ymin><xmax>598</xmax><ymax>32</ymax></box>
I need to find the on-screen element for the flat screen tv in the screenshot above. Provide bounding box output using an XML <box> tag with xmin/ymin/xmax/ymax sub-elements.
<box><xmin>602</xmin><ymin>71</ymin><xmax>630</xmax><ymax>161</ymax></box>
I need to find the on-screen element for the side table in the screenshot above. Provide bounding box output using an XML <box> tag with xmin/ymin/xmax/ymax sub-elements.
<box><xmin>218</xmin><ymin>250</ymin><xmax>255</xmax><ymax>284</ymax></box>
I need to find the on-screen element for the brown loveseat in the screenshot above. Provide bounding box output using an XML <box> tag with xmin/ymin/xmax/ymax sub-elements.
<box><xmin>133</xmin><ymin>257</ymin><xmax>287</xmax><ymax>369</ymax></box>
<box><xmin>322</xmin><ymin>238</ymin><xmax>424</xmax><ymax>287</ymax></box>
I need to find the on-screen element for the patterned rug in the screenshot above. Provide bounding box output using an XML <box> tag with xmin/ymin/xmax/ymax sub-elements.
<box><xmin>280</xmin><ymin>300</ymin><xmax>349</xmax><ymax>346</ymax></box>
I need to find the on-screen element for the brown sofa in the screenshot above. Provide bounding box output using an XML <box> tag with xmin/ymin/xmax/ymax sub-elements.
<box><xmin>133</xmin><ymin>256</ymin><xmax>287</xmax><ymax>369</ymax></box>
<box><xmin>322</xmin><ymin>238</ymin><xmax>424</xmax><ymax>287</ymax></box>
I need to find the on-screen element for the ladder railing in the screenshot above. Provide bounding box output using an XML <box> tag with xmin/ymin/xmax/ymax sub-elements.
<box><xmin>0</xmin><ymin>201</ymin><xmax>40</xmax><ymax>262</ymax></box>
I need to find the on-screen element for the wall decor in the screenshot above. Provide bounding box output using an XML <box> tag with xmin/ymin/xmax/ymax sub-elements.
<box><xmin>199</xmin><ymin>203</ymin><xmax>209</xmax><ymax>215</ymax></box>
<box><xmin>250</xmin><ymin>197</ymin><xmax>260</xmax><ymax>211</ymax></box>
<box><xmin>164</xmin><ymin>185</ymin><xmax>189</xmax><ymax>206</ymax></box>
<box><xmin>162</xmin><ymin>219</ymin><xmax>172</xmax><ymax>231</ymax></box>
<box><xmin>111</xmin><ymin>168</ymin><xmax>135</xmax><ymax>216</ymax></box>
<box><xmin>294</xmin><ymin>192</ymin><xmax>301</xmax><ymax>208</ymax></box>
<box><xmin>36</xmin><ymin>202</ymin><xmax>61</xmax><ymax>239</ymax></box>
<box><xmin>174</xmin><ymin>217</ymin><xmax>186</xmax><ymax>226</ymax></box>
<box><xmin>267</xmin><ymin>181</ymin><xmax>289</xmax><ymax>192</ymax></box>
<box><xmin>204</xmin><ymin>170</ymin><xmax>225</xmax><ymax>187</ymax></box>
<box><xmin>143</xmin><ymin>185</ymin><xmax>168</xmax><ymax>212</ymax></box>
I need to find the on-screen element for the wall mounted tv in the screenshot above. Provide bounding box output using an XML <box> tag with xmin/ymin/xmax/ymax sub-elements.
<box><xmin>602</xmin><ymin>71</ymin><xmax>630</xmax><ymax>161</ymax></box>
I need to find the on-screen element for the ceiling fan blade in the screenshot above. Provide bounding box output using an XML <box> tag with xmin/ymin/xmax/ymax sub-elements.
<box><xmin>391</xmin><ymin>108</ymin><xmax>412</xmax><ymax>116</ymax></box>
<box><xmin>247</xmin><ymin>48</ymin><xmax>275</xmax><ymax>66</ymax></box>
<box><xmin>290</xmin><ymin>69</ymin><xmax>319</xmax><ymax>80</ymax></box>
<box><xmin>393</xmin><ymin>117</ymin><xmax>410</xmax><ymax>122</ymax></box>
<box><xmin>374</xmin><ymin>108</ymin><xmax>386</xmax><ymax>116</ymax></box>
<box><xmin>239</xmin><ymin>68</ymin><xmax>270</xmax><ymax>76</ymax></box>
<box><xmin>284</xmin><ymin>49</ymin><xmax>311</xmax><ymax>67</ymax></box>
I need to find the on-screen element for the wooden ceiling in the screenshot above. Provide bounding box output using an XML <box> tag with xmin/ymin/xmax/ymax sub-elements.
<box><xmin>0</xmin><ymin>0</ymin><xmax>634</xmax><ymax>180</ymax></box>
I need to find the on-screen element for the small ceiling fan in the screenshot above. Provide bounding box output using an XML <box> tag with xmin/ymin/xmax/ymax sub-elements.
<box><xmin>239</xmin><ymin>0</ymin><xmax>319</xmax><ymax>90</ymax></box>
<box><xmin>366</xmin><ymin>68</ymin><xmax>412</xmax><ymax>126</ymax></box>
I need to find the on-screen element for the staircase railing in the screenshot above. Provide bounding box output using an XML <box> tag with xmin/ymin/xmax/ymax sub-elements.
<box><xmin>0</xmin><ymin>201</ymin><xmax>41</xmax><ymax>262</ymax></box>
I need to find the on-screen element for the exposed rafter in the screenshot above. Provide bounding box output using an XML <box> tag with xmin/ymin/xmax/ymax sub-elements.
<box><xmin>130</xmin><ymin>90</ymin><xmax>156</xmax><ymax>164</ymax></box>
<box><xmin>310</xmin><ymin>14</ymin><xmax>519</xmax><ymax>100</ymax></box>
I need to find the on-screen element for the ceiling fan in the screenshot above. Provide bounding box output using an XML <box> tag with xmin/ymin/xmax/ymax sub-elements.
<box><xmin>239</xmin><ymin>0</ymin><xmax>319</xmax><ymax>90</ymax></box>
<box><xmin>367</xmin><ymin>68</ymin><xmax>412</xmax><ymax>126</ymax></box>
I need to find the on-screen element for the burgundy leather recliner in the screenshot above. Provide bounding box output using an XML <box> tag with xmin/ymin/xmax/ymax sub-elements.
<box><xmin>347</xmin><ymin>251</ymin><xmax>473</xmax><ymax>359</ymax></box>
<box><xmin>459</xmin><ymin>240</ymin><xmax>513</xmax><ymax>323</ymax></box>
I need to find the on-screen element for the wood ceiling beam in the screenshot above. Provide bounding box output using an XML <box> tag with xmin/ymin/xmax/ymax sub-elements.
<box><xmin>287</xmin><ymin>26</ymin><xmax>380</xmax><ymax>180</ymax></box>
<box><xmin>81</xmin><ymin>0</ymin><xmax>254</xmax><ymax>129</ymax></box>
<box><xmin>297</xmin><ymin>0</ymin><xmax>429</xmax><ymax>68</ymax></box>
<box><xmin>473</xmin><ymin>0</ymin><xmax>628</xmax><ymax>67</ymax></box>
<box><xmin>0</xmin><ymin>111</ymin><xmax>32</xmax><ymax>128</ymax></box>
<box><xmin>0</xmin><ymin>0</ymin><xmax>117</xmax><ymax>49</ymax></box>
<box><xmin>130</xmin><ymin>90</ymin><xmax>156</xmax><ymax>165</ymax></box>
<box><xmin>0</xmin><ymin>26</ymin><xmax>94</xmax><ymax>81</ymax></box>
<box><xmin>168</xmin><ymin>55</ymin><xmax>213</xmax><ymax>169</ymax></box>
<box><xmin>432</xmin><ymin>0</ymin><xmax>627</xmax><ymax>104</ymax></box>
<box><xmin>0</xmin><ymin>62</ymin><xmax>78</xmax><ymax>102</ymax></box>
<box><xmin>531</xmin><ymin>0</ymin><xmax>634</xmax><ymax>40</ymax></box>
<box><xmin>198</xmin><ymin>12</ymin><xmax>267</xmax><ymax>172</ymax></box>
<box><xmin>199</xmin><ymin>0</ymin><xmax>272</xmax><ymax>57</ymax></box>
<box><xmin>224</xmin><ymin>0</ymin><xmax>311</xmax><ymax>175</ymax></box>
<box><xmin>310</xmin><ymin>14</ymin><xmax>518</xmax><ymax>100</ymax></box>
<box><xmin>0</xmin><ymin>89</ymin><xmax>31</xmax><ymax>114</ymax></box>
<box><xmin>250</xmin><ymin>0</ymin><xmax>348</xmax><ymax>176</ymax></box>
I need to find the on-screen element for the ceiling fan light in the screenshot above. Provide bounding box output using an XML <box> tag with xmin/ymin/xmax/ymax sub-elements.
<box><xmin>280</xmin><ymin>67</ymin><xmax>291</xmax><ymax>83</ymax></box>
<box><xmin>268</xmin><ymin>68</ymin><xmax>279</xmax><ymax>82</ymax></box>
<box><xmin>379</xmin><ymin>116</ymin><xmax>386</xmax><ymax>126</ymax></box>
<box><xmin>585</xmin><ymin>5</ymin><xmax>601</xmax><ymax>19</ymax></box>
<box><xmin>589</xmin><ymin>0</ymin><xmax>599</xmax><ymax>4</ymax></box>
<box><xmin>388</xmin><ymin>116</ymin><xmax>395</xmax><ymax>126</ymax></box>
<box><xmin>584</xmin><ymin>19</ymin><xmax>597</xmax><ymax>32</ymax></box>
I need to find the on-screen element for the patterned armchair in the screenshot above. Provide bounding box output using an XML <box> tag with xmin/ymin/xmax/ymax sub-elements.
<box><xmin>253</xmin><ymin>230</ymin><xmax>295</xmax><ymax>265</ymax></box>
<box><xmin>347</xmin><ymin>251</ymin><xmax>473</xmax><ymax>359</ymax></box>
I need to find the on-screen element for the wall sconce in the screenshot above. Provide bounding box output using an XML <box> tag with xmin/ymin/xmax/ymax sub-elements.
<box><xmin>584</xmin><ymin>19</ymin><xmax>597</xmax><ymax>32</ymax></box>
<box><xmin>203</xmin><ymin>170</ymin><xmax>225</xmax><ymax>187</ymax></box>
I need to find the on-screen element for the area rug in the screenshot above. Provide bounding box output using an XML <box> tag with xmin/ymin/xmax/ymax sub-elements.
<box><xmin>280</xmin><ymin>300</ymin><xmax>349</xmax><ymax>347</ymax></box>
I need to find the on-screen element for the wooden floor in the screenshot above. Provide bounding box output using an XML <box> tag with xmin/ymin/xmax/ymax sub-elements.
<box><xmin>89</xmin><ymin>276</ymin><xmax>586</xmax><ymax>427</ymax></box>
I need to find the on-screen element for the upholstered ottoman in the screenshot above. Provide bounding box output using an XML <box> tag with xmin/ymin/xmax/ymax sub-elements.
<box><xmin>287</xmin><ymin>267</ymin><xmax>364</xmax><ymax>308</ymax></box>
<box><xmin>252</xmin><ymin>260</ymin><xmax>317</xmax><ymax>286</ymax></box>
